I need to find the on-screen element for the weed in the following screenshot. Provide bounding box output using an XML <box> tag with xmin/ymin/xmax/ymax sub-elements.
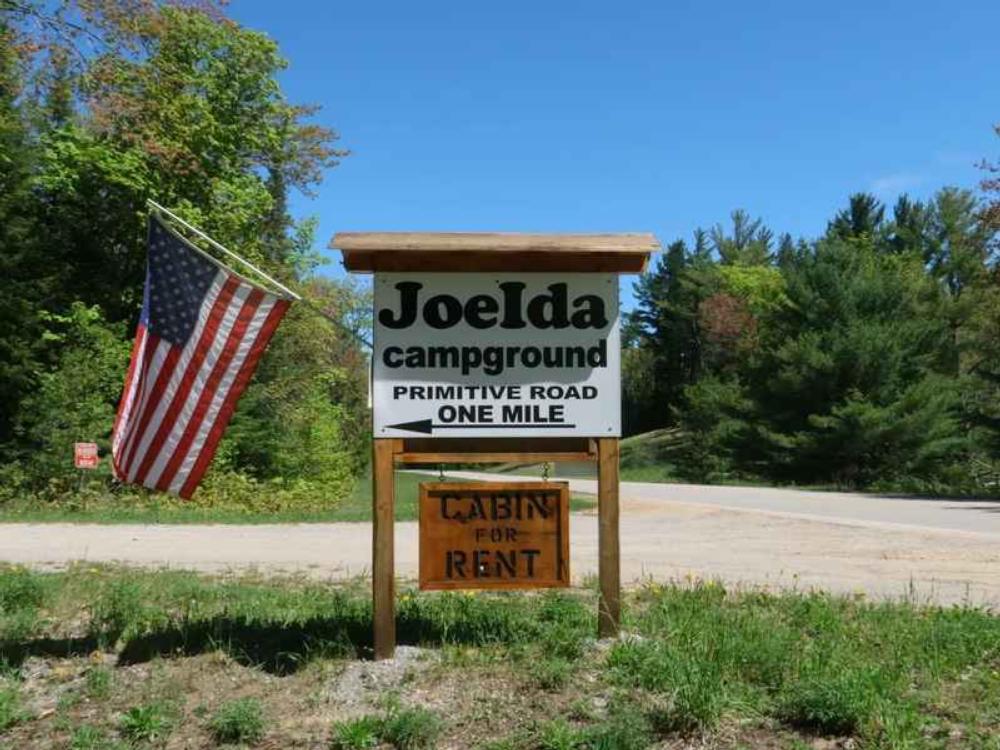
<box><xmin>529</xmin><ymin>657</ymin><xmax>574</xmax><ymax>691</ymax></box>
<box><xmin>476</xmin><ymin>739</ymin><xmax>523</xmax><ymax>750</ymax></box>
<box><xmin>85</xmin><ymin>666</ymin><xmax>113</xmax><ymax>700</ymax></box>
<box><xmin>777</xmin><ymin>650</ymin><xmax>898</xmax><ymax>736</ymax></box>
<box><xmin>91</xmin><ymin>576</ymin><xmax>147</xmax><ymax>645</ymax></box>
<box><xmin>0</xmin><ymin>681</ymin><xmax>28</xmax><ymax>730</ymax></box>
<box><xmin>380</xmin><ymin>705</ymin><xmax>442</xmax><ymax>749</ymax></box>
<box><xmin>0</xmin><ymin>567</ymin><xmax>47</xmax><ymax>641</ymax></box>
<box><xmin>329</xmin><ymin>714</ymin><xmax>382</xmax><ymax>749</ymax></box>
<box><xmin>119</xmin><ymin>702</ymin><xmax>173</xmax><ymax>743</ymax></box>
<box><xmin>536</xmin><ymin>718</ymin><xmax>582</xmax><ymax>750</ymax></box>
<box><xmin>582</xmin><ymin>699</ymin><xmax>653</xmax><ymax>750</ymax></box>
<box><xmin>607</xmin><ymin>639</ymin><xmax>726</xmax><ymax>731</ymax></box>
<box><xmin>209</xmin><ymin>697</ymin><xmax>266</xmax><ymax>744</ymax></box>
<box><xmin>0</xmin><ymin>566</ymin><xmax>46</xmax><ymax>613</ymax></box>
<box><xmin>71</xmin><ymin>725</ymin><xmax>127</xmax><ymax>750</ymax></box>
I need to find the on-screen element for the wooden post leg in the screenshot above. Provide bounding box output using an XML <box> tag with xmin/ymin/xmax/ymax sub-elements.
<box><xmin>372</xmin><ymin>439</ymin><xmax>397</xmax><ymax>659</ymax></box>
<box><xmin>597</xmin><ymin>437</ymin><xmax>621</xmax><ymax>638</ymax></box>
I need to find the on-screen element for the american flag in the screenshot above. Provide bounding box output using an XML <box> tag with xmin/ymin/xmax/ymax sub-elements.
<box><xmin>111</xmin><ymin>216</ymin><xmax>292</xmax><ymax>498</ymax></box>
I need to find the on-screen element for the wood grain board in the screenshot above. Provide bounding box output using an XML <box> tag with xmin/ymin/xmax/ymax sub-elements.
<box><xmin>331</xmin><ymin>232</ymin><xmax>660</xmax><ymax>273</ymax></box>
<box><xmin>419</xmin><ymin>481</ymin><xmax>570</xmax><ymax>590</ymax></box>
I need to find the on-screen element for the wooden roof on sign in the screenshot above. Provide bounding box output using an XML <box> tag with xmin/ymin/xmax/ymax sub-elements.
<box><xmin>329</xmin><ymin>232</ymin><xmax>659</xmax><ymax>273</ymax></box>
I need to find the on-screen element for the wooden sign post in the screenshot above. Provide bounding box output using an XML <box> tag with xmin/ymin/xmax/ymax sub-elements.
<box><xmin>332</xmin><ymin>233</ymin><xmax>658</xmax><ymax>659</ymax></box>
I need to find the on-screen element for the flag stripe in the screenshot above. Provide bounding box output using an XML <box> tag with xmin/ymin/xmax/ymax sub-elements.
<box><xmin>179</xmin><ymin>298</ymin><xmax>290</xmax><ymax>498</ymax></box>
<box><xmin>131</xmin><ymin>276</ymin><xmax>240</xmax><ymax>485</ymax></box>
<box><xmin>120</xmin><ymin>273</ymin><xmax>229</xmax><ymax>479</ymax></box>
<box><xmin>111</xmin><ymin>325</ymin><xmax>147</xmax><ymax>467</ymax></box>
<box><xmin>168</xmin><ymin>296</ymin><xmax>277</xmax><ymax>494</ymax></box>
<box><xmin>115</xmin><ymin>335</ymin><xmax>163</xmax><ymax>477</ymax></box>
<box><xmin>155</xmin><ymin>288</ymin><xmax>265</xmax><ymax>492</ymax></box>
<box><xmin>143</xmin><ymin>281</ymin><xmax>251</xmax><ymax>487</ymax></box>
<box><xmin>120</xmin><ymin>341</ymin><xmax>178</xmax><ymax>479</ymax></box>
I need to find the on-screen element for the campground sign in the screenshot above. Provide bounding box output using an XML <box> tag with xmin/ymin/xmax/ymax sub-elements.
<box><xmin>334</xmin><ymin>230</ymin><xmax>657</xmax><ymax>658</ymax></box>
<box><xmin>373</xmin><ymin>273</ymin><xmax>621</xmax><ymax>437</ymax></box>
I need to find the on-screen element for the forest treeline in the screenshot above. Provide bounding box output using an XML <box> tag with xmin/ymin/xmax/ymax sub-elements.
<box><xmin>3</xmin><ymin>2</ymin><xmax>1000</xmax><ymax>506</ymax></box>
<box><xmin>0</xmin><ymin>1</ymin><xmax>370</xmax><ymax>507</ymax></box>
<box><xmin>623</xmin><ymin>184</ymin><xmax>1000</xmax><ymax>492</ymax></box>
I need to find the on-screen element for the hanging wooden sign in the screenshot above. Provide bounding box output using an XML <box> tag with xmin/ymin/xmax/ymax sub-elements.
<box><xmin>419</xmin><ymin>482</ymin><xmax>570</xmax><ymax>590</ymax></box>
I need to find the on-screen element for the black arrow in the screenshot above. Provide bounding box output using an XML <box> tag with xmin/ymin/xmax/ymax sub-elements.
<box><xmin>386</xmin><ymin>419</ymin><xmax>576</xmax><ymax>434</ymax></box>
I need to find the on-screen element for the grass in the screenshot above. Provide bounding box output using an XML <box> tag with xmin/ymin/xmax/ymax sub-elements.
<box><xmin>118</xmin><ymin>702</ymin><xmax>173</xmax><ymax>742</ymax></box>
<box><xmin>330</xmin><ymin>705</ymin><xmax>442</xmax><ymax>750</ymax></box>
<box><xmin>0</xmin><ymin>680</ymin><xmax>28</xmax><ymax>731</ymax></box>
<box><xmin>0</xmin><ymin>471</ymin><xmax>595</xmax><ymax>524</ymax></box>
<box><xmin>69</xmin><ymin>725</ymin><xmax>126</xmax><ymax>750</ymax></box>
<box><xmin>0</xmin><ymin>564</ymin><xmax>998</xmax><ymax>747</ymax></box>
<box><xmin>330</xmin><ymin>715</ymin><xmax>382</xmax><ymax>749</ymax></box>
<box><xmin>209</xmin><ymin>697</ymin><xmax>266</xmax><ymax>744</ymax></box>
<box><xmin>379</xmin><ymin>704</ymin><xmax>443</xmax><ymax>749</ymax></box>
<box><xmin>84</xmin><ymin>666</ymin><xmax>112</xmax><ymax>700</ymax></box>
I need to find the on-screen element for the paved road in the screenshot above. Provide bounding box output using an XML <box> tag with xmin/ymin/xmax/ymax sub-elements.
<box><xmin>451</xmin><ymin>470</ymin><xmax>1000</xmax><ymax>537</ymax></box>
<box><xmin>2</xmin><ymin>476</ymin><xmax>998</xmax><ymax>607</ymax></box>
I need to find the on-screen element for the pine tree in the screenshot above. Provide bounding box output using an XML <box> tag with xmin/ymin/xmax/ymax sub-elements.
<box><xmin>712</xmin><ymin>210</ymin><xmax>772</xmax><ymax>265</ymax></box>
<box><xmin>0</xmin><ymin>17</ymin><xmax>42</xmax><ymax>446</ymax></box>
<box><xmin>827</xmin><ymin>193</ymin><xmax>886</xmax><ymax>241</ymax></box>
<box><xmin>744</xmin><ymin>235</ymin><xmax>963</xmax><ymax>486</ymax></box>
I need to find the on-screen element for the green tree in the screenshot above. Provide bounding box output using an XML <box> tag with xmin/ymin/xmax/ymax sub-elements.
<box><xmin>626</xmin><ymin>233</ymin><xmax>715</xmax><ymax>432</ymax></box>
<box><xmin>220</xmin><ymin>278</ymin><xmax>370</xmax><ymax>485</ymax></box>
<box><xmin>742</xmin><ymin>237</ymin><xmax>963</xmax><ymax>486</ymax></box>
<box><xmin>980</xmin><ymin>123</ymin><xmax>1000</xmax><ymax>237</ymax></box>
<box><xmin>827</xmin><ymin>193</ymin><xmax>885</xmax><ymax>242</ymax></box>
<box><xmin>12</xmin><ymin>304</ymin><xmax>131</xmax><ymax>490</ymax></box>
<box><xmin>0</xmin><ymin>15</ymin><xmax>42</xmax><ymax>446</ymax></box>
<box><xmin>712</xmin><ymin>209</ymin><xmax>773</xmax><ymax>265</ymax></box>
<box><xmin>1</xmin><ymin>1</ymin><xmax>363</xmax><ymax>501</ymax></box>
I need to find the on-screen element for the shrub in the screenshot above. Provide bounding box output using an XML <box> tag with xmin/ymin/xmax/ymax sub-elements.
<box><xmin>209</xmin><ymin>697</ymin><xmax>266</xmax><ymax>744</ymax></box>
<box><xmin>192</xmin><ymin>470</ymin><xmax>349</xmax><ymax>515</ymax></box>
<box><xmin>11</xmin><ymin>304</ymin><xmax>130</xmax><ymax>492</ymax></box>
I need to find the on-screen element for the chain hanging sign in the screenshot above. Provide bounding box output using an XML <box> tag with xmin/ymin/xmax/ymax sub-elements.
<box><xmin>373</xmin><ymin>273</ymin><xmax>621</xmax><ymax>437</ymax></box>
<box><xmin>419</xmin><ymin>482</ymin><xmax>570</xmax><ymax>590</ymax></box>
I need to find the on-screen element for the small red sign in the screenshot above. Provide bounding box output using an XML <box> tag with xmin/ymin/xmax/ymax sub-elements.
<box><xmin>74</xmin><ymin>442</ymin><xmax>99</xmax><ymax>470</ymax></box>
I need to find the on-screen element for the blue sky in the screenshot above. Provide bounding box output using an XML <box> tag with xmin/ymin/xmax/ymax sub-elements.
<box><xmin>229</xmin><ymin>0</ymin><xmax>999</xmax><ymax>308</ymax></box>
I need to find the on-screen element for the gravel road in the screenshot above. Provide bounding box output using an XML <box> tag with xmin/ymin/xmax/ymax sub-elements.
<box><xmin>2</xmin><ymin>474</ymin><xmax>998</xmax><ymax>607</ymax></box>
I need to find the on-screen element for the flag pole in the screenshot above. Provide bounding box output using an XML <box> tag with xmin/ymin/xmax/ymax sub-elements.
<box><xmin>146</xmin><ymin>199</ymin><xmax>372</xmax><ymax>349</ymax></box>
<box><xmin>147</xmin><ymin>199</ymin><xmax>302</xmax><ymax>301</ymax></box>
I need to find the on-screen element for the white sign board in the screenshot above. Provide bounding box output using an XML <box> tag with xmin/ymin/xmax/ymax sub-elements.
<box><xmin>373</xmin><ymin>273</ymin><xmax>620</xmax><ymax>437</ymax></box>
